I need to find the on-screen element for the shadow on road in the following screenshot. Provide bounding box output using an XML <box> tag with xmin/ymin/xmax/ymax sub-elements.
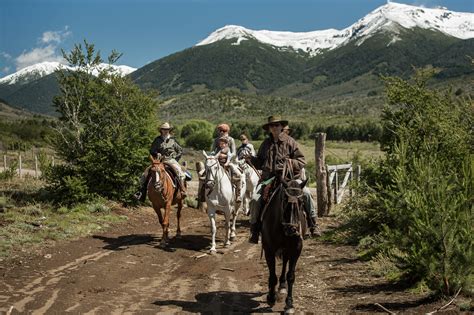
<box><xmin>93</xmin><ymin>234</ymin><xmax>159</xmax><ymax>250</ymax></box>
<box><xmin>93</xmin><ymin>233</ymin><xmax>211</xmax><ymax>253</ymax></box>
<box><xmin>153</xmin><ymin>291</ymin><xmax>272</xmax><ymax>313</ymax></box>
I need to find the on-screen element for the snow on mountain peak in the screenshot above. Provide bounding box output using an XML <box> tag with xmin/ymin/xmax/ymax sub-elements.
<box><xmin>196</xmin><ymin>2</ymin><xmax>473</xmax><ymax>55</ymax></box>
<box><xmin>0</xmin><ymin>62</ymin><xmax>137</xmax><ymax>85</ymax></box>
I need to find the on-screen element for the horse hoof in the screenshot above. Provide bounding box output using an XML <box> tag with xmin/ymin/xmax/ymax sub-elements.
<box><xmin>224</xmin><ymin>242</ymin><xmax>231</xmax><ymax>248</ymax></box>
<box><xmin>266</xmin><ymin>294</ymin><xmax>276</xmax><ymax>306</ymax></box>
<box><xmin>229</xmin><ymin>235</ymin><xmax>235</xmax><ymax>241</ymax></box>
<box><xmin>278</xmin><ymin>288</ymin><xmax>288</xmax><ymax>296</ymax></box>
<box><xmin>284</xmin><ymin>307</ymin><xmax>295</xmax><ymax>314</ymax></box>
<box><xmin>209</xmin><ymin>249</ymin><xmax>217</xmax><ymax>255</ymax></box>
<box><xmin>175</xmin><ymin>232</ymin><xmax>182</xmax><ymax>239</ymax></box>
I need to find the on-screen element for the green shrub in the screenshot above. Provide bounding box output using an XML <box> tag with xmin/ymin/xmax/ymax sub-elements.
<box><xmin>185</xmin><ymin>130</ymin><xmax>213</xmax><ymax>150</ymax></box>
<box><xmin>343</xmin><ymin>70</ymin><xmax>473</xmax><ymax>295</ymax></box>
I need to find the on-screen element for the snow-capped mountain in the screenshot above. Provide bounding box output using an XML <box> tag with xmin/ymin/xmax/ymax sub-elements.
<box><xmin>0</xmin><ymin>61</ymin><xmax>137</xmax><ymax>86</ymax></box>
<box><xmin>197</xmin><ymin>2</ymin><xmax>474</xmax><ymax>55</ymax></box>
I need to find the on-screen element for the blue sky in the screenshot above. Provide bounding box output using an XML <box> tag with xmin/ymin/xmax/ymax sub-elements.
<box><xmin>0</xmin><ymin>0</ymin><xmax>472</xmax><ymax>77</ymax></box>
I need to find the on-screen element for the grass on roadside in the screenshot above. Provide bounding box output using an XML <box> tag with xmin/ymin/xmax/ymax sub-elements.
<box><xmin>0</xmin><ymin>179</ymin><xmax>128</xmax><ymax>259</ymax></box>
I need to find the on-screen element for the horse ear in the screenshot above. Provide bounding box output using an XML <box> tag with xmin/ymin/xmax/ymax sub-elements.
<box><xmin>202</xmin><ymin>150</ymin><xmax>208</xmax><ymax>159</ymax></box>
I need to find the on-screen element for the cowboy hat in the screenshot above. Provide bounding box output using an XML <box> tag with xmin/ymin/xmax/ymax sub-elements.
<box><xmin>262</xmin><ymin>115</ymin><xmax>289</xmax><ymax>130</ymax></box>
<box><xmin>159</xmin><ymin>122</ymin><xmax>173</xmax><ymax>130</ymax></box>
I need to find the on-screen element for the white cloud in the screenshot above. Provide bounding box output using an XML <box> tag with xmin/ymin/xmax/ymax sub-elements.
<box><xmin>2</xmin><ymin>66</ymin><xmax>11</xmax><ymax>73</ymax></box>
<box><xmin>41</xmin><ymin>26</ymin><xmax>71</xmax><ymax>44</ymax></box>
<box><xmin>15</xmin><ymin>45</ymin><xmax>64</xmax><ymax>70</ymax></box>
<box><xmin>1</xmin><ymin>52</ymin><xmax>12</xmax><ymax>60</ymax></box>
<box><xmin>15</xmin><ymin>27</ymin><xmax>72</xmax><ymax>70</ymax></box>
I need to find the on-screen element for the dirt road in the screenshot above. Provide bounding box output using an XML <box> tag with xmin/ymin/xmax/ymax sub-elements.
<box><xmin>0</xmin><ymin>206</ymin><xmax>459</xmax><ymax>314</ymax></box>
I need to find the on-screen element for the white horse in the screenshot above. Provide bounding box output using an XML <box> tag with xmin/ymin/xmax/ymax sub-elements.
<box><xmin>235</xmin><ymin>158</ymin><xmax>260</xmax><ymax>216</ymax></box>
<box><xmin>203</xmin><ymin>151</ymin><xmax>237</xmax><ymax>253</ymax></box>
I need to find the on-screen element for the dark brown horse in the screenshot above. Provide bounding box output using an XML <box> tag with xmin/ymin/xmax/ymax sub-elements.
<box><xmin>261</xmin><ymin>177</ymin><xmax>307</xmax><ymax>314</ymax></box>
<box><xmin>147</xmin><ymin>155</ymin><xmax>185</xmax><ymax>248</ymax></box>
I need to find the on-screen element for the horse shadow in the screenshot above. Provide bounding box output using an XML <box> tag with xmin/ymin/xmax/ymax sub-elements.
<box><xmin>153</xmin><ymin>291</ymin><xmax>271</xmax><ymax>313</ymax></box>
<box><xmin>93</xmin><ymin>233</ymin><xmax>211</xmax><ymax>253</ymax></box>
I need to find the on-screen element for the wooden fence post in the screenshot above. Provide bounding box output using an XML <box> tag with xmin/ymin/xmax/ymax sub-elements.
<box><xmin>3</xmin><ymin>155</ymin><xmax>6</xmax><ymax>170</ymax></box>
<box><xmin>334</xmin><ymin>165</ymin><xmax>338</xmax><ymax>204</ymax></box>
<box><xmin>35</xmin><ymin>155</ymin><xmax>38</xmax><ymax>179</ymax></box>
<box><xmin>19</xmin><ymin>154</ymin><xmax>22</xmax><ymax>179</ymax></box>
<box><xmin>315</xmin><ymin>133</ymin><xmax>329</xmax><ymax>216</ymax></box>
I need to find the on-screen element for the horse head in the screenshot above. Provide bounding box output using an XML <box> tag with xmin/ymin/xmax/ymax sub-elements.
<box><xmin>202</xmin><ymin>151</ymin><xmax>220</xmax><ymax>191</ymax></box>
<box><xmin>280</xmin><ymin>178</ymin><xmax>307</xmax><ymax>237</ymax></box>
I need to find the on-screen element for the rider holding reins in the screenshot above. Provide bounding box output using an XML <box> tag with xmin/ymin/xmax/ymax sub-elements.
<box><xmin>245</xmin><ymin>115</ymin><xmax>306</xmax><ymax>244</ymax></box>
<box><xmin>134</xmin><ymin>122</ymin><xmax>187</xmax><ymax>202</ymax></box>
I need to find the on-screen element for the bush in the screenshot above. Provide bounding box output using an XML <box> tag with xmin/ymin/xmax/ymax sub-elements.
<box><xmin>343</xmin><ymin>70</ymin><xmax>473</xmax><ymax>295</ymax></box>
<box><xmin>185</xmin><ymin>130</ymin><xmax>213</xmax><ymax>150</ymax></box>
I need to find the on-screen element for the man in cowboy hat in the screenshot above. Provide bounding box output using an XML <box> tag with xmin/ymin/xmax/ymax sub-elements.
<box><xmin>245</xmin><ymin>115</ymin><xmax>306</xmax><ymax>244</ymax></box>
<box><xmin>134</xmin><ymin>122</ymin><xmax>186</xmax><ymax>201</ymax></box>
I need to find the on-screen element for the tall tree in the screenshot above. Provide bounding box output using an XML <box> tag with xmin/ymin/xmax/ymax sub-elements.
<box><xmin>48</xmin><ymin>41</ymin><xmax>157</xmax><ymax>203</ymax></box>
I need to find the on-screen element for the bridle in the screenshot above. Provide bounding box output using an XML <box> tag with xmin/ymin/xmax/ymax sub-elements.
<box><xmin>204</xmin><ymin>157</ymin><xmax>222</xmax><ymax>195</ymax></box>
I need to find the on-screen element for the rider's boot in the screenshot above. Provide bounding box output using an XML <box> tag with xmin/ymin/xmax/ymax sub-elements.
<box><xmin>309</xmin><ymin>216</ymin><xmax>322</xmax><ymax>237</ymax></box>
<box><xmin>134</xmin><ymin>183</ymin><xmax>147</xmax><ymax>202</ymax></box>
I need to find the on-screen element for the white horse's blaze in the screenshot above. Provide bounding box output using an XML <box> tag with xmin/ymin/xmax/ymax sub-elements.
<box><xmin>203</xmin><ymin>153</ymin><xmax>235</xmax><ymax>253</ymax></box>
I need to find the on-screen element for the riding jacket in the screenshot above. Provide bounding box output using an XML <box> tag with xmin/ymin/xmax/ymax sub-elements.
<box><xmin>150</xmin><ymin>135</ymin><xmax>183</xmax><ymax>161</ymax></box>
<box><xmin>250</xmin><ymin>132</ymin><xmax>305</xmax><ymax>181</ymax></box>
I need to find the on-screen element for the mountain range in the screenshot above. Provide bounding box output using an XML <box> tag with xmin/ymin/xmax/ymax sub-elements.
<box><xmin>1</xmin><ymin>2</ymin><xmax>473</xmax><ymax>116</ymax></box>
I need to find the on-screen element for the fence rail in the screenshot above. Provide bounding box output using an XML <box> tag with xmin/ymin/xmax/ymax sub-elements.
<box><xmin>1</xmin><ymin>154</ymin><xmax>56</xmax><ymax>179</ymax></box>
<box><xmin>326</xmin><ymin>163</ymin><xmax>360</xmax><ymax>205</ymax></box>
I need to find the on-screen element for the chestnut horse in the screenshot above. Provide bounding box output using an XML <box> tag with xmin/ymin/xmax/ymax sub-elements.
<box><xmin>147</xmin><ymin>155</ymin><xmax>185</xmax><ymax>248</ymax></box>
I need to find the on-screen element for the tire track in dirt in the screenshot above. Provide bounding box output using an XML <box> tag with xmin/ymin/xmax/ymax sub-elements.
<box><xmin>2</xmin><ymin>249</ymin><xmax>116</xmax><ymax>313</ymax></box>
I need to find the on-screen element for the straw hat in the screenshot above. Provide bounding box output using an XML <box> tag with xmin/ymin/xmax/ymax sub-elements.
<box><xmin>262</xmin><ymin>115</ymin><xmax>289</xmax><ymax>130</ymax></box>
<box><xmin>159</xmin><ymin>122</ymin><xmax>173</xmax><ymax>130</ymax></box>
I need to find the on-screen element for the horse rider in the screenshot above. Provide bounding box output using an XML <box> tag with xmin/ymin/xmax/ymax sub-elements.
<box><xmin>213</xmin><ymin>136</ymin><xmax>243</xmax><ymax>204</ymax></box>
<box><xmin>236</xmin><ymin>133</ymin><xmax>256</xmax><ymax>160</ymax></box>
<box><xmin>282</xmin><ymin>125</ymin><xmax>321</xmax><ymax>237</ymax></box>
<box><xmin>211</xmin><ymin>123</ymin><xmax>236</xmax><ymax>155</ymax></box>
<box><xmin>244</xmin><ymin>115</ymin><xmax>306</xmax><ymax>244</ymax></box>
<box><xmin>134</xmin><ymin>122</ymin><xmax>187</xmax><ymax>202</ymax></box>
<box><xmin>198</xmin><ymin>123</ymin><xmax>238</xmax><ymax>203</ymax></box>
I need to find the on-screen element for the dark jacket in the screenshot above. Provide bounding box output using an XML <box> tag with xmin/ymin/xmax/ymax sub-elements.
<box><xmin>250</xmin><ymin>132</ymin><xmax>305</xmax><ymax>180</ymax></box>
<box><xmin>150</xmin><ymin>136</ymin><xmax>183</xmax><ymax>161</ymax></box>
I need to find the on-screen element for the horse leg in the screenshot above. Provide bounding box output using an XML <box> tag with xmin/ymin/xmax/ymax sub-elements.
<box><xmin>176</xmin><ymin>199</ymin><xmax>182</xmax><ymax>238</ymax></box>
<box><xmin>284</xmin><ymin>248</ymin><xmax>301</xmax><ymax>314</ymax></box>
<box><xmin>224</xmin><ymin>207</ymin><xmax>231</xmax><ymax>247</ymax></box>
<box><xmin>278</xmin><ymin>253</ymin><xmax>288</xmax><ymax>301</ymax></box>
<box><xmin>160</xmin><ymin>201</ymin><xmax>171</xmax><ymax>247</ymax></box>
<box><xmin>230</xmin><ymin>207</ymin><xmax>237</xmax><ymax>241</ymax></box>
<box><xmin>208</xmin><ymin>210</ymin><xmax>217</xmax><ymax>254</ymax></box>
<box><xmin>264</xmin><ymin>251</ymin><xmax>277</xmax><ymax>307</ymax></box>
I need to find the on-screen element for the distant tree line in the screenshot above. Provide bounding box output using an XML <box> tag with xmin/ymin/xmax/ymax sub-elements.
<box><xmin>0</xmin><ymin>119</ymin><xmax>55</xmax><ymax>150</ymax></box>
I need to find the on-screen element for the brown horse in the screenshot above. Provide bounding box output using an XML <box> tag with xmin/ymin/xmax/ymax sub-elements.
<box><xmin>147</xmin><ymin>155</ymin><xmax>185</xmax><ymax>248</ymax></box>
<box><xmin>261</xmin><ymin>176</ymin><xmax>307</xmax><ymax>314</ymax></box>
